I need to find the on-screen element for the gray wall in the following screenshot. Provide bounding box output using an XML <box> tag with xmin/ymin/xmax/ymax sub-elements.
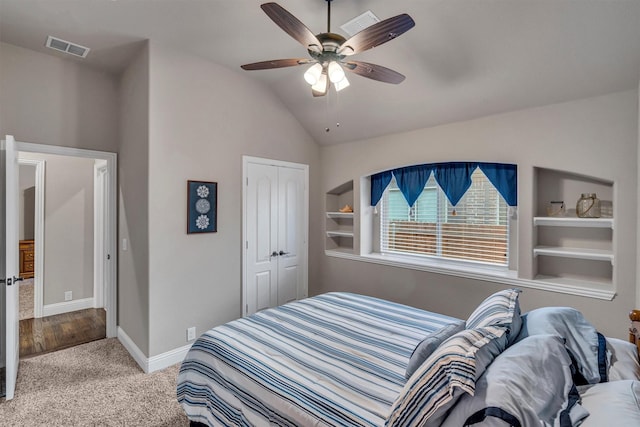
<box><xmin>145</xmin><ymin>42</ymin><xmax>321</xmax><ymax>357</ymax></box>
<box><xmin>118</xmin><ymin>42</ymin><xmax>150</xmax><ymax>356</ymax></box>
<box><xmin>318</xmin><ymin>90</ymin><xmax>638</xmax><ymax>340</ymax></box>
<box><xmin>18</xmin><ymin>153</ymin><xmax>95</xmax><ymax>305</ymax></box>
<box><xmin>0</xmin><ymin>42</ymin><xmax>119</xmax><ymax>152</ymax></box>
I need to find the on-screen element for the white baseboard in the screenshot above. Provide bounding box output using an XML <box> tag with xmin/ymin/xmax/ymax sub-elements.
<box><xmin>42</xmin><ymin>297</ymin><xmax>95</xmax><ymax>317</ymax></box>
<box><xmin>117</xmin><ymin>326</ymin><xmax>192</xmax><ymax>374</ymax></box>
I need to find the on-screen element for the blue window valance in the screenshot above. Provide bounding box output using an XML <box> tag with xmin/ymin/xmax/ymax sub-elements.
<box><xmin>370</xmin><ymin>162</ymin><xmax>517</xmax><ymax>207</ymax></box>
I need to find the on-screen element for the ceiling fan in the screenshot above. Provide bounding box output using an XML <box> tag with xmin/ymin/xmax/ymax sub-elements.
<box><xmin>241</xmin><ymin>1</ymin><xmax>415</xmax><ymax>97</ymax></box>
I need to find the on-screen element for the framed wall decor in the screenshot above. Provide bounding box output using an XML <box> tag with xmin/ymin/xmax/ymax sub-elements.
<box><xmin>187</xmin><ymin>180</ymin><xmax>217</xmax><ymax>234</ymax></box>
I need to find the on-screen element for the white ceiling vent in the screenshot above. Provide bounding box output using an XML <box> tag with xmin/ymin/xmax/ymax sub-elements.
<box><xmin>45</xmin><ymin>36</ymin><xmax>90</xmax><ymax>58</ymax></box>
<box><xmin>340</xmin><ymin>10</ymin><xmax>380</xmax><ymax>37</ymax></box>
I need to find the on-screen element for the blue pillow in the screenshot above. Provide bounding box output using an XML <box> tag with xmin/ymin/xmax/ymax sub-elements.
<box><xmin>514</xmin><ymin>307</ymin><xmax>608</xmax><ymax>384</ymax></box>
<box><xmin>466</xmin><ymin>288</ymin><xmax>522</xmax><ymax>344</ymax></box>
<box><xmin>441</xmin><ymin>335</ymin><xmax>590</xmax><ymax>427</ymax></box>
<box><xmin>405</xmin><ymin>322</ymin><xmax>465</xmax><ymax>379</ymax></box>
<box><xmin>387</xmin><ymin>326</ymin><xmax>508</xmax><ymax>427</ymax></box>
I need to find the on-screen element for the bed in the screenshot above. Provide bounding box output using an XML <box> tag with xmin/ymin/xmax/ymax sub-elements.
<box><xmin>177</xmin><ymin>291</ymin><xmax>640</xmax><ymax>426</ymax></box>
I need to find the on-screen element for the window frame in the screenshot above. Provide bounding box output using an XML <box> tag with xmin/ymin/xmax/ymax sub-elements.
<box><xmin>378</xmin><ymin>169</ymin><xmax>511</xmax><ymax>268</ymax></box>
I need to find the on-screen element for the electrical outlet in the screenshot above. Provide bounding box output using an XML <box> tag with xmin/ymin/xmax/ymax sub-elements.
<box><xmin>64</xmin><ymin>291</ymin><xmax>72</xmax><ymax>301</ymax></box>
<box><xmin>187</xmin><ymin>327</ymin><xmax>196</xmax><ymax>341</ymax></box>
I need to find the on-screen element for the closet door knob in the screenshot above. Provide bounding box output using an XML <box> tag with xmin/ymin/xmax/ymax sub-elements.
<box><xmin>279</xmin><ymin>251</ymin><xmax>289</xmax><ymax>256</ymax></box>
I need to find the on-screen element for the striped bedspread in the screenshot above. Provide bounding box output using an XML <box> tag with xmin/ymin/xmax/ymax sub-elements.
<box><xmin>177</xmin><ymin>292</ymin><xmax>461</xmax><ymax>426</ymax></box>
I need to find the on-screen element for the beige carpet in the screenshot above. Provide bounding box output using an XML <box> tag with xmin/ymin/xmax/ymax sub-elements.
<box><xmin>19</xmin><ymin>279</ymin><xmax>34</xmax><ymax>320</ymax></box>
<box><xmin>0</xmin><ymin>338</ymin><xmax>189</xmax><ymax>426</ymax></box>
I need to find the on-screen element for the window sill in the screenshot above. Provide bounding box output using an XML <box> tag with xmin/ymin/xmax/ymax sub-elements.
<box><xmin>324</xmin><ymin>250</ymin><xmax>616</xmax><ymax>301</ymax></box>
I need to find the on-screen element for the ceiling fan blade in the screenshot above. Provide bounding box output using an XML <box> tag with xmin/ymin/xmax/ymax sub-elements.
<box><xmin>261</xmin><ymin>3</ymin><xmax>323</xmax><ymax>53</ymax></box>
<box><xmin>343</xmin><ymin>60</ymin><xmax>406</xmax><ymax>84</ymax></box>
<box><xmin>337</xmin><ymin>14</ymin><xmax>415</xmax><ymax>56</ymax></box>
<box><xmin>241</xmin><ymin>58</ymin><xmax>313</xmax><ymax>70</ymax></box>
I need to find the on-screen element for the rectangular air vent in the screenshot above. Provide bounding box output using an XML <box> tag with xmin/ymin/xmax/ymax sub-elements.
<box><xmin>45</xmin><ymin>36</ymin><xmax>90</xmax><ymax>58</ymax></box>
<box><xmin>340</xmin><ymin>10</ymin><xmax>380</xmax><ymax>37</ymax></box>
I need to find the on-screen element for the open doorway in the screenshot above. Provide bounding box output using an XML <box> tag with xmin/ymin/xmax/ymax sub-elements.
<box><xmin>17</xmin><ymin>152</ymin><xmax>110</xmax><ymax>357</ymax></box>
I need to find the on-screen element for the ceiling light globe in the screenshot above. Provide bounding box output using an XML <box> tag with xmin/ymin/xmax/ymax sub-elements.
<box><xmin>334</xmin><ymin>76</ymin><xmax>350</xmax><ymax>92</ymax></box>
<box><xmin>311</xmin><ymin>73</ymin><xmax>328</xmax><ymax>95</ymax></box>
<box><xmin>304</xmin><ymin>63</ymin><xmax>323</xmax><ymax>85</ymax></box>
<box><xmin>328</xmin><ymin>61</ymin><xmax>345</xmax><ymax>83</ymax></box>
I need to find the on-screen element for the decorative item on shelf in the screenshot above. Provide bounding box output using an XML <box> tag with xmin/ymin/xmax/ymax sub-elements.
<box><xmin>600</xmin><ymin>200</ymin><xmax>613</xmax><ymax>218</ymax></box>
<box><xmin>576</xmin><ymin>193</ymin><xmax>601</xmax><ymax>218</ymax></box>
<box><xmin>546</xmin><ymin>201</ymin><xmax>565</xmax><ymax>217</ymax></box>
<box><xmin>338</xmin><ymin>204</ymin><xmax>353</xmax><ymax>213</ymax></box>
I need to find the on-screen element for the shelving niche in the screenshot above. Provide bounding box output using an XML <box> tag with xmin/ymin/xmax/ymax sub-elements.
<box><xmin>325</xmin><ymin>180</ymin><xmax>354</xmax><ymax>254</ymax></box>
<box><xmin>533</xmin><ymin>167</ymin><xmax>614</xmax><ymax>289</ymax></box>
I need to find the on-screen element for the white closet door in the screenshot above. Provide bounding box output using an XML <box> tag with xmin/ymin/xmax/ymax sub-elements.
<box><xmin>243</xmin><ymin>157</ymin><xmax>308</xmax><ymax>316</ymax></box>
<box><xmin>276</xmin><ymin>166</ymin><xmax>305</xmax><ymax>306</ymax></box>
<box><xmin>245</xmin><ymin>162</ymin><xmax>279</xmax><ymax>315</ymax></box>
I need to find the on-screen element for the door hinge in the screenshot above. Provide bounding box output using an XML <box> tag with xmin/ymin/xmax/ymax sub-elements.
<box><xmin>246</xmin><ymin>241</ymin><xmax>248</xmax><ymax>249</ymax></box>
<box><xmin>246</xmin><ymin>177</ymin><xmax>248</xmax><ymax>186</ymax></box>
<box><xmin>246</xmin><ymin>304</ymin><xmax>248</xmax><ymax>313</ymax></box>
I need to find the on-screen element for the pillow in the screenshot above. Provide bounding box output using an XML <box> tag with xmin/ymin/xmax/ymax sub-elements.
<box><xmin>386</xmin><ymin>326</ymin><xmax>508</xmax><ymax>427</ymax></box>
<box><xmin>465</xmin><ymin>289</ymin><xmax>522</xmax><ymax>344</ymax></box>
<box><xmin>607</xmin><ymin>337</ymin><xmax>640</xmax><ymax>381</ymax></box>
<box><xmin>578</xmin><ymin>380</ymin><xmax>640</xmax><ymax>426</ymax></box>
<box><xmin>405</xmin><ymin>322</ymin><xmax>465</xmax><ymax>379</ymax></box>
<box><xmin>514</xmin><ymin>307</ymin><xmax>608</xmax><ymax>384</ymax></box>
<box><xmin>441</xmin><ymin>335</ymin><xmax>590</xmax><ymax>427</ymax></box>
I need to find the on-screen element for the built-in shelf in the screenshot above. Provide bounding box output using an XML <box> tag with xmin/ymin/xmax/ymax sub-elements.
<box><xmin>533</xmin><ymin>246</ymin><xmax>614</xmax><ymax>264</ymax></box>
<box><xmin>533</xmin><ymin>217</ymin><xmax>614</xmax><ymax>229</ymax></box>
<box><xmin>533</xmin><ymin>167</ymin><xmax>614</xmax><ymax>289</ymax></box>
<box><xmin>326</xmin><ymin>212</ymin><xmax>354</xmax><ymax>219</ymax></box>
<box><xmin>325</xmin><ymin>181</ymin><xmax>355</xmax><ymax>253</ymax></box>
<box><xmin>326</xmin><ymin>230</ymin><xmax>354</xmax><ymax>238</ymax></box>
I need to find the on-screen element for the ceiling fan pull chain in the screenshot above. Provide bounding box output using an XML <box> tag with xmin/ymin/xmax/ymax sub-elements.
<box><xmin>335</xmin><ymin>88</ymin><xmax>340</xmax><ymax>128</ymax></box>
<box><xmin>325</xmin><ymin>90</ymin><xmax>331</xmax><ymax>132</ymax></box>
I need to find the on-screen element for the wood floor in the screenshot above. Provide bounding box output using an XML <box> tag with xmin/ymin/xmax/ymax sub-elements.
<box><xmin>19</xmin><ymin>308</ymin><xmax>106</xmax><ymax>358</ymax></box>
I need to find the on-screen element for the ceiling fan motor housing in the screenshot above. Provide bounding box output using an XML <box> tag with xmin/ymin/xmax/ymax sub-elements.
<box><xmin>308</xmin><ymin>33</ymin><xmax>348</xmax><ymax>65</ymax></box>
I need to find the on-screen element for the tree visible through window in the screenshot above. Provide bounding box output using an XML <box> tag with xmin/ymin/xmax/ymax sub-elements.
<box><xmin>381</xmin><ymin>168</ymin><xmax>509</xmax><ymax>265</ymax></box>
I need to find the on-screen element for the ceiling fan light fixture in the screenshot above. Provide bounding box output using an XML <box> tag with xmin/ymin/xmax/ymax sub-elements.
<box><xmin>328</xmin><ymin>61</ymin><xmax>345</xmax><ymax>83</ymax></box>
<box><xmin>334</xmin><ymin>75</ymin><xmax>350</xmax><ymax>92</ymax></box>
<box><xmin>311</xmin><ymin>73</ymin><xmax>328</xmax><ymax>95</ymax></box>
<box><xmin>304</xmin><ymin>63</ymin><xmax>323</xmax><ymax>85</ymax></box>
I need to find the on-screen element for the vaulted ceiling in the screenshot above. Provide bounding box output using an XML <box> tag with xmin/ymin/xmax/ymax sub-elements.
<box><xmin>1</xmin><ymin>0</ymin><xmax>639</xmax><ymax>145</ymax></box>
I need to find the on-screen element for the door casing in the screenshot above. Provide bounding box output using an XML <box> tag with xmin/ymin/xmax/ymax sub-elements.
<box><xmin>15</xmin><ymin>141</ymin><xmax>117</xmax><ymax>337</ymax></box>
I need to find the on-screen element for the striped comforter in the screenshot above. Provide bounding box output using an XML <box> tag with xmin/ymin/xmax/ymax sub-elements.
<box><xmin>177</xmin><ymin>292</ymin><xmax>461</xmax><ymax>426</ymax></box>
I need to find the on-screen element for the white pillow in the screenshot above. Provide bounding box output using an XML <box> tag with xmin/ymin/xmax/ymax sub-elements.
<box><xmin>607</xmin><ymin>337</ymin><xmax>640</xmax><ymax>381</ymax></box>
<box><xmin>579</xmin><ymin>380</ymin><xmax>640</xmax><ymax>426</ymax></box>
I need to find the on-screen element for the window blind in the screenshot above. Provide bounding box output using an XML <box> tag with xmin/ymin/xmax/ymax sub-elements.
<box><xmin>381</xmin><ymin>168</ymin><xmax>509</xmax><ymax>265</ymax></box>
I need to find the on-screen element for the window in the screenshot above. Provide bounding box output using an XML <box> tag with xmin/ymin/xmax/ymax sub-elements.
<box><xmin>380</xmin><ymin>168</ymin><xmax>509</xmax><ymax>265</ymax></box>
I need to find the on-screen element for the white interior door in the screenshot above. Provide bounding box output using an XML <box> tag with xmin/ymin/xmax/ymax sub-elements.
<box><xmin>277</xmin><ymin>166</ymin><xmax>305</xmax><ymax>305</ymax></box>
<box><xmin>243</xmin><ymin>157</ymin><xmax>308</xmax><ymax>316</ymax></box>
<box><xmin>2</xmin><ymin>135</ymin><xmax>20</xmax><ymax>400</ymax></box>
<box><xmin>245</xmin><ymin>162</ymin><xmax>278</xmax><ymax>315</ymax></box>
